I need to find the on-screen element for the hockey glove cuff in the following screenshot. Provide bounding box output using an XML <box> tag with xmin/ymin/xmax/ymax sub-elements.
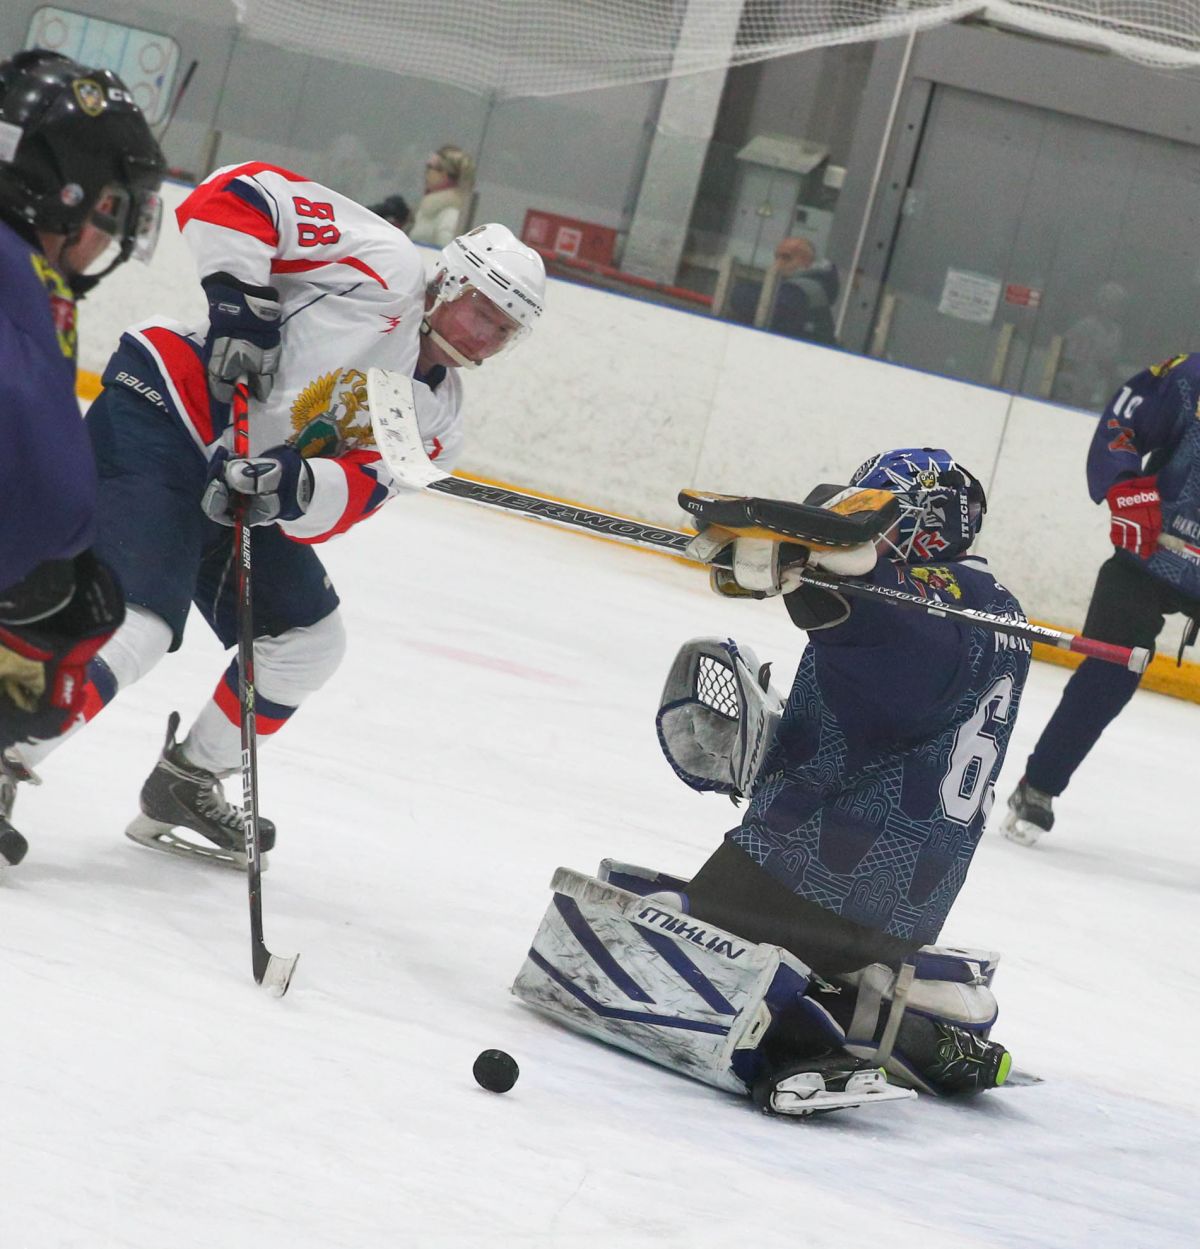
<box><xmin>0</xmin><ymin>552</ymin><xmax>125</xmax><ymax>743</ymax></box>
<box><xmin>202</xmin><ymin>445</ymin><xmax>315</xmax><ymax>527</ymax></box>
<box><xmin>697</xmin><ymin>530</ymin><xmax>877</xmax><ymax>598</ymax></box>
<box><xmin>1106</xmin><ymin>474</ymin><xmax>1161</xmax><ymax>559</ymax></box>
<box><xmin>202</xmin><ymin>271</ymin><xmax>282</xmax><ymax>404</ymax></box>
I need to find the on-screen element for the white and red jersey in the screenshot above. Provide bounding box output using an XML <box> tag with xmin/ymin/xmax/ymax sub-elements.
<box><xmin>115</xmin><ymin>162</ymin><xmax>462</xmax><ymax>543</ymax></box>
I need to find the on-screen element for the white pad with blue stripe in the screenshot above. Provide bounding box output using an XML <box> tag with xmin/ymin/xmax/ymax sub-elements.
<box><xmin>512</xmin><ymin>867</ymin><xmax>813</xmax><ymax>1095</ymax></box>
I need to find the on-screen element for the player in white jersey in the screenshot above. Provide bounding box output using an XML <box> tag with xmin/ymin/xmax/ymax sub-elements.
<box><xmin>0</xmin><ymin>162</ymin><xmax>545</xmax><ymax>868</ymax></box>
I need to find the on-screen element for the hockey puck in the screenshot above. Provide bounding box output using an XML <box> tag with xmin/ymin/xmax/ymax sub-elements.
<box><xmin>473</xmin><ymin>1049</ymin><xmax>519</xmax><ymax>1093</ymax></box>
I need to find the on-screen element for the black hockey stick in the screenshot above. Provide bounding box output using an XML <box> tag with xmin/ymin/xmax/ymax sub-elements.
<box><xmin>232</xmin><ymin>385</ymin><xmax>299</xmax><ymax>995</ymax></box>
<box><xmin>156</xmin><ymin>58</ymin><xmax>197</xmax><ymax>142</ymax></box>
<box><xmin>366</xmin><ymin>369</ymin><xmax>1149</xmax><ymax>675</ymax></box>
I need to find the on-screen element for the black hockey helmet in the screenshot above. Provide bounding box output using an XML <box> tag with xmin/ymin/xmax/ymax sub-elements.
<box><xmin>0</xmin><ymin>49</ymin><xmax>166</xmax><ymax>277</ymax></box>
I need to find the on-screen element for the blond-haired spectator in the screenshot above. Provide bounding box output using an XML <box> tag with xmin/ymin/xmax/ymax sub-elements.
<box><xmin>409</xmin><ymin>144</ymin><xmax>475</xmax><ymax>246</ymax></box>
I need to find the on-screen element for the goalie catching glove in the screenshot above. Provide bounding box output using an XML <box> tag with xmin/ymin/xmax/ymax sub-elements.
<box><xmin>680</xmin><ymin>485</ymin><xmax>899</xmax><ymax>598</ymax></box>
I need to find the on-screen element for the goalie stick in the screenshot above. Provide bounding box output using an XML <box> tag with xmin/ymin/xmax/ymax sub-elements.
<box><xmin>366</xmin><ymin>368</ymin><xmax>1150</xmax><ymax>675</ymax></box>
<box><xmin>232</xmin><ymin>385</ymin><xmax>299</xmax><ymax>997</ymax></box>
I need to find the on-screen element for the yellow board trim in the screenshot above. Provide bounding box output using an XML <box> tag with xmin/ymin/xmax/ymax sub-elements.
<box><xmin>73</xmin><ymin>374</ymin><xmax>1200</xmax><ymax>704</ymax></box>
<box><xmin>1030</xmin><ymin>629</ymin><xmax>1200</xmax><ymax>704</ymax></box>
<box><xmin>77</xmin><ymin>369</ymin><xmax>103</xmax><ymax>402</ymax></box>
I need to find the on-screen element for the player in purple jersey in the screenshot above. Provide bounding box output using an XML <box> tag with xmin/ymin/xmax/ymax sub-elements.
<box><xmin>1001</xmin><ymin>353</ymin><xmax>1200</xmax><ymax>845</ymax></box>
<box><xmin>0</xmin><ymin>50</ymin><xmax>164</xmax><ymax>869</ymax></box>
<box><xmin>515</xmin><ymin>451</ymin><xmax>1032</xmax><ymax>1114</ymax></box>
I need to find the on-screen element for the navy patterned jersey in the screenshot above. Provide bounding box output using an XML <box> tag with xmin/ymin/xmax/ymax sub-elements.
<box><xmin>1087</xmin><ymin>352</ymin><xmax>1200</xmax><ymax>598</ymax></box>
<box><xmin>730</xmin><ymin>557</ymin><xmax>1030</xmax><ymax>947</ymax></box>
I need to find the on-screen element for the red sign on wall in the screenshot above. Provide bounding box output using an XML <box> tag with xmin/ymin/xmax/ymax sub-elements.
<box><xmin>1004</xmin><ymin>283</ymin><xmax>1042</xmax><ymax>308</ymax></box>
<box><xmin>522</xmin><ymin>210</ymin><xmax>617</xmax><ymax>267</ymax></box>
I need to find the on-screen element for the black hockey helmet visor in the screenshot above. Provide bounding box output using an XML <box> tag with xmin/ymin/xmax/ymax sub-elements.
<box><xmin>0</xmin><ymin>50</ymin><xmax>165</xmax><ymax>253</ymax></box>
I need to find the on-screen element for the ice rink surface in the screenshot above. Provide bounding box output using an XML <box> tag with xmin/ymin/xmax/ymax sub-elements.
<box><xmin>3</xmin><ymin>492</ymin><xmax>1197</xmax><ymax>1249</ymax></box>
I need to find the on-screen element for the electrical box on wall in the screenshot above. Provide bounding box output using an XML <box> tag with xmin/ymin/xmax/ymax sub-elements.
<box><xmin>728</xmin><ymin>132</ymin><xmax>830</xmax><ymax>269</ymax></box>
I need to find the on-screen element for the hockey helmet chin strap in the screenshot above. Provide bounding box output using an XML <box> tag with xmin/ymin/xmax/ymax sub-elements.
<box><xmin>419</xmin><ymin>316</ymin><xmax>480</xmax><ymax>369</ymax></box>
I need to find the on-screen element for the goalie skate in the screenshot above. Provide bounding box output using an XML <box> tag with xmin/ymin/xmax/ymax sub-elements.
<box><xmin>124</xmin><ymin>713</ymin><xmax>274</xmax><ymax>871</ymax></box>
<box><xmin>753</xmin><ymin>1054</ymin><xmax>915</xmax><ymax>1118</ymax></box>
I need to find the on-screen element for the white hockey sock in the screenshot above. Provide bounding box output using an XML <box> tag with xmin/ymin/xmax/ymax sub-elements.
<box><xmin>181</xmin><ymin>612</ymin><xmax>347</xmax><ymax>775</ymax></box>
<box><xmin>14</xmin><ymin>605</ymin><xmax>172</xmax><ymax>767</ymax></box>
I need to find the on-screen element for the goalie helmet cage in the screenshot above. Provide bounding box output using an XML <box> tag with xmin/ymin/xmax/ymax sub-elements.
<box><xmin>239</xmin><ymin>2</ymin><xmax>1200</xmax><ymax>98</ymax></box>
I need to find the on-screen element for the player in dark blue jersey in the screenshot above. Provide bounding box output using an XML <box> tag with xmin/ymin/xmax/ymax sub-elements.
<box><xmin>514</xmin><ymin>450</ymin><xmax>1032</xmax><ymax>1114</ymax></box>
<box><xmin>1002</xmin><ymin>353</ymin><xmax>1200</xmax><ymax>845</ymax></box>
<box><xmin>0</xmin><ymin>50</ymin><xmax>164</xmax><ymax>868</ymax></box>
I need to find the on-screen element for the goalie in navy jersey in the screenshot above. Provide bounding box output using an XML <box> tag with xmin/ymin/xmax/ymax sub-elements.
<box><xmin>514</xmin><ymin>449</ymin><xmax>1032</xmax><ymax>1115</ymax></box>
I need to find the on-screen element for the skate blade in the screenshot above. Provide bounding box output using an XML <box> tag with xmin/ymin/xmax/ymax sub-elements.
<box><xmin>999</xmin><ymin>812</ymin><xmax>1045</xmax><ymax>847</ymax></box>
<box><xmin>769</xmin><ymin>1068</ymin><xmax>917</xmax><ymax>1117</ymax></box>
<box><xmin>124</xmin><ymin>814</ymin><xmax>268</xmax><ymax>872</ymax></box>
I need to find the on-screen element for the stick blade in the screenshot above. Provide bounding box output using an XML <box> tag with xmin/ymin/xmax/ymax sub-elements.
<box><xmin>368</xmin><ymin>367</ymin><xmax>447</xmax><ymax>488</ymax></box>
<box><xmin>261</xmin><ymin>953</ymin><xmax>300</xmax><ymax>997</ymax></box>
<box><xmin>253</xmin><ymin>942</ymin><xmax>299</xmax><ymax>997</ymax></box>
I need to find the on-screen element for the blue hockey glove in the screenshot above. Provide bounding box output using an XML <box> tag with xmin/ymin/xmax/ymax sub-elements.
<box><xmin>201</xmin><ymin>271</ymin><xmax>282</xmax><ymax>403</ymax></box>
<box><xmin>201</xmin><ymin>445</ymin><xmax>314</xmax><ymax>527</ymax></box>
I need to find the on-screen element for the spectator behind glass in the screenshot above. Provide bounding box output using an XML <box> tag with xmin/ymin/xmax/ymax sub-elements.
<box><xmin>409</xmin><ymin>145</ymin><xmax>475</xmax><ymax>246</ymax></box>
<box><xmin>1051</xmin><ymin>280</ymin><xmax>1128</xmax><ymax>411</ymax></box>
<box><xmin>728</xmin><ymin>235</ymin><xmax>841</xmax><ymax>348</ymax></box>
<box><xmin>368</xmin><ymin>194</ymin><xmax>412</xmax><ymax>231</ymax></box>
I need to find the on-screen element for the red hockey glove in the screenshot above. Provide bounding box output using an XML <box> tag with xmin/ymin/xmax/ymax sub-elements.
<box><xmin>0</xmin><ymin>552</ymin><xmax>125</xmax><ymax>747</ymax></box>
<box><xmin>1106</xmin><ymin>474</ymin><xmax>1161</xmax><ymax>559</ymax></box>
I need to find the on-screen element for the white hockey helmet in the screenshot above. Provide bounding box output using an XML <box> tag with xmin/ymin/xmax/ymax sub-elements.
<box><xmin>425</xmin><ymin>223</ymin><xmax>545</xmax><ymax>367</ymax></box>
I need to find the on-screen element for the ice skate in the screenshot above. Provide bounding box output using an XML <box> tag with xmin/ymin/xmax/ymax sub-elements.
<box><xmin>919</xmin><ymin>1024</ymin><xmax>1008</xmax><ymax>1094</ymax></box>
<box><xmin>125</xmin><ymin>713</ymin><xmax>275</xmax><ymax>870</ymax></box>
<box><xmin>0</xmin><ymin>751</ymin><xmax>39</xmax><ymax>872</ymax></box>
<box><xmin>752</xmin><ymin>1052</ymin><xmax>916</xmax><ymax>1118</ymax></box>
<box><xmin>1000</xmin><ymin>777</ymin><xmax>1054</xmax><ymax>846</ymax></box>
<box><xmin>904</xmin><ymin>1020</ymin><xmax>1012</xmax><ymax>1093</ymax></box>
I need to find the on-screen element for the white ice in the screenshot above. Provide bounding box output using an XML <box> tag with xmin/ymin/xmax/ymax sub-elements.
<box><xmin>2</xmin><ymin>494</ymin><xmax>1197</xmax><ymax>1249</ymax></box>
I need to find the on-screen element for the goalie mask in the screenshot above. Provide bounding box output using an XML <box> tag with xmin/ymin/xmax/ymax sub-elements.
<box><xmin>656</xmin><ymin>638</ymin><xmax>783</xmax><ymax>801</ymax></box>
<box><xmin>849</xmin><ymin>448</ymin><xmax>986</xmax><ymax>563</ymax></box>
<box><xmin>423</xmin><ymin>222</ymin><xmax>545</xmax><ymax>368</ymax></box>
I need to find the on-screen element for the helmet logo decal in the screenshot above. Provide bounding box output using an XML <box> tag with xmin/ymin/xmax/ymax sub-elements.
<box><xmin>59</xmin><ymin>182</ymin><xmax>84</xmax><ymax>207</ymax></box>
<box><xmin>72</xmin><ymin>79</ymin><xmax>106</xmax><ymax>117</ymax></box>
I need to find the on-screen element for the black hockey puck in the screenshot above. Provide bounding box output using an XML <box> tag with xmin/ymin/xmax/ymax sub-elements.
<box><xmin>473</xmin><ymin>1049</ymin><xmax>519</xmax><ymax>1093</ymax></box>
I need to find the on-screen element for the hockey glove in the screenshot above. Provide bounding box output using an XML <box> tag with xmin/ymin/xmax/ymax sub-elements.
<box><xmin>1106</xmin><ymin>474</ymin><xmax>1161</xmax><ymax>559</ymax></box>
<box><xmin>698</xmin><ymin>532</ymin><xmax>879</xmax><ymax>599</ymax></box>
<box><xmin>201</xmin><ymin>271</ymin><xmax>282</xmax><ymax>404</ymax></box>
<box><xmin>0</xmin><ymin>553</ymin><xmax>125</xmax><ymax>746</ymax></box>
<box><xmin>201</xmin><ymin>445</ymin><xmax>315</xmax><ymax>527</ymax></box>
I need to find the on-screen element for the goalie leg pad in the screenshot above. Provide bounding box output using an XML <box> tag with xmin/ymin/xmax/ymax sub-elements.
<box><xmin>841</xmin><ymin>946</ymin><xmax>1002</xmax><ymax>1092</ymax></box>
<box><xmin>512</xmin><ymin>868</ymin><xmax>815</xmax><ymax>1096</ymax></box>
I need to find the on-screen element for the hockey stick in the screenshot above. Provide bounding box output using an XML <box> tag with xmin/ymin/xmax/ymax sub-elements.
<box><xmin>366</xmin><ymin>368</ymin><xmax>1150</xmax><ymax>675</ymax></box>
<box><xmin>232</xmin><ymin>384</ymin><xmax>299</xmax><ymax>996</ymax></box>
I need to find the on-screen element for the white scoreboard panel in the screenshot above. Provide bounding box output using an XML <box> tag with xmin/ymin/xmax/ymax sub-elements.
<box><xmin>25</xmin><ymin>6</ymin><xmax>181</xmax><ymax>125</ymax></box>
